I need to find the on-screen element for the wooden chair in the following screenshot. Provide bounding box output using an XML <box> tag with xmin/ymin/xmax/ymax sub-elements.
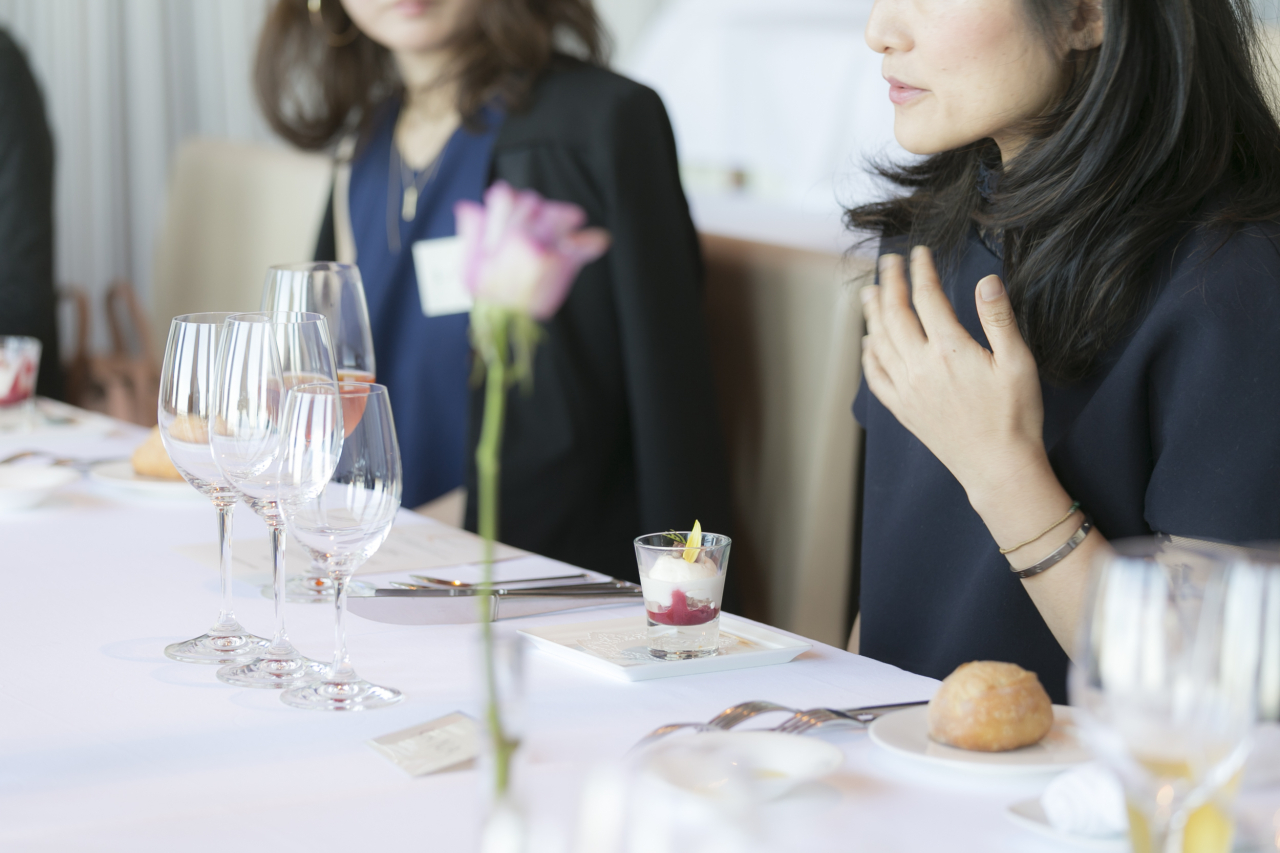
<box><xmin>148</xmin><ymin>137</ymin><xmax>332</xmax><ymax>358</ymax></box>
<box><xmin>701</xmin><ymin>233</ymin><xmax>873</xmax><ymax>647</ymax></box>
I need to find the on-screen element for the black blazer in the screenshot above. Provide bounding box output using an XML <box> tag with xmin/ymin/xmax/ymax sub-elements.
<box><xmin>0</xmin><ymin>29</ymin><xmax>62</xmax><ymax>400</ymax></box>
<box><xmin>318</xmin><ymin>60</ymin><xmax>732</xmax><ymax>582</ymax></box>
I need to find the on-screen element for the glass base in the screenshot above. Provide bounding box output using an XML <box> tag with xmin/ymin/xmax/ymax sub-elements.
<box><xmin>216</xmin><ymin>650</ymin><xmax>325</xmax><ymax>688</ymax></box>
<box><xmin>164</xmin><ymin>626</ymin><xmax>270</xmax><ymax>665</ymax></box>
<box><xmin>266</xmin><ymin>575</ymin><xmax>377</xmax><ymax>603</ymax></box>
<box><xmin>280</xmin><ymin>676</ymin><xmax>403</xmax><ymax>711</ymax></box>
<box><xmin>648</xmin><ymin>646</ymin><xmax>718</xmax><ymax>660</ymax></box>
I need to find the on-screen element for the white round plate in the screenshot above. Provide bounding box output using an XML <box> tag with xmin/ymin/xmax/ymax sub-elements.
<box><xmin>644</xmin><ymin>731</ymin><xmax>844</xmax><ymax>800</ymax></box>
<box><xmin>0</xmin><ymin>465</ymin><xmax>80</xmax><ymax>511</ymax></box>
<box><xmin>89</xmin><ymin>461</ymin><xmax>202</xmax><ymax>500</ymax></box>
<box><xmin>1006</xmin><ymin>798</ymin><xmax>1127</xmax><ymax>850</ymax></box>
<box><xmin>868</xmin><ymin>705</ymin><xmax>1091</xmax><ymax>775</ymax></box>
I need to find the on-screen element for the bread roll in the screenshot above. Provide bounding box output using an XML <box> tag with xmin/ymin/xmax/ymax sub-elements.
<box><xmin>927</xmin><ymin>660</ymin><xmax>1053</xmax><ymax>752</ymax></box>
<box><xmin>131</xmin><ymin>426</ymin><xmax>184</xmax><ymax>481</ymax></box>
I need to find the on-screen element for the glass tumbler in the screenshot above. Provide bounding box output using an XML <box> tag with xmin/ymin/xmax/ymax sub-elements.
<box><xmin>634</xmin><ymin>532</ymin><xmax>731</xmax><ymax>660</ymax></box>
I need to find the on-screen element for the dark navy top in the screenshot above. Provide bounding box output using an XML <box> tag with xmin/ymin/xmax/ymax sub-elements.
<box><xmin>349</xmin><ymin>103</ymin><xmax>503</xmax><ymax>508</ymax></box>
<box><xmin>854</xmin><ymin>221</ymin><xmax>1280</xmax><ymax>703</ymax></box>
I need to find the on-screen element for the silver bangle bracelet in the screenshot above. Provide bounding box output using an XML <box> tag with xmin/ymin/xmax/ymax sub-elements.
<box><xmin>1011</xmin><ymin>518</ymin><xmax>1092</xmax><ymax>579</ymax></box>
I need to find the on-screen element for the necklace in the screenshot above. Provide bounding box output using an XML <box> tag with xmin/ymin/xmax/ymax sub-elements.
<box><xmin>386</xmin><ymin>135</ymin><xmax>448</xmax><ymax>254</ymax></box>
<box><xmin>398</xmin><ymin>146</ymin><xmax>443</xmax><ymax>222</ymax></box>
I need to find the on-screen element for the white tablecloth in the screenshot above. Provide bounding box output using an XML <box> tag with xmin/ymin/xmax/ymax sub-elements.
<box><xmin>0</xmin><ymin>418</ymin><xmax>1123</xmax><ymax>852</ymax></box>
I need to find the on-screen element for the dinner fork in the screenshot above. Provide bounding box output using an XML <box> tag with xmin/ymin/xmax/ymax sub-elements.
<box><xmin>773</xmin><ymin>708</ymin><xmax>859</xmax><ymax>735</ymax></box>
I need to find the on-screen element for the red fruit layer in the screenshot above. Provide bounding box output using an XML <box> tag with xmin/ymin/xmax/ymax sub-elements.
<box><xmin>646</xmin><ymin>588</ymin><xmax>719</xmax><ymax>626</ymax></box>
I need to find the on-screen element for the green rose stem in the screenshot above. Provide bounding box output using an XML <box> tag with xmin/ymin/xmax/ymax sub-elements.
<box><xmin>474</xmin><ymin>308</ymin><xmax>518</xmax><ymax>798</ymax></box>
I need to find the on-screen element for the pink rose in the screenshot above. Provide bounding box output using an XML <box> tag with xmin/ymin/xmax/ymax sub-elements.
<box><xmin>455</xmin><ymin>181</ymin><xmax>611</xmax><ymax>320</ymax></box>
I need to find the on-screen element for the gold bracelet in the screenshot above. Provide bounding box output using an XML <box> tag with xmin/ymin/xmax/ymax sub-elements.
<box><xmin>998</xmin><ymin>501</ymin><xmax>1081</xmax><ymax>555</ymax></box>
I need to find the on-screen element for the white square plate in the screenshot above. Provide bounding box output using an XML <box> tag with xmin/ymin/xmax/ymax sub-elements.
<box><xmin>518</xmin><ymin>614</ymin><xmax>812</xmax><ymax>682</ymax></box>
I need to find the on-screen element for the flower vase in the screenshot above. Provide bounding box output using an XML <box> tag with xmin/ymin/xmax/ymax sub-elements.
<box><xmin>477</xmin><ymin>629</ymin><xmax>527</xmax><ymax>853</ymax></box>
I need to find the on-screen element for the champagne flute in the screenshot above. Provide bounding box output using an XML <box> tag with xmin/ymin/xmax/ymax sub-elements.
<box><xmin>262</xmin><ymin>262</ymin><xmax>377</xmax><ymax>602</ymax></box>
<box><xmin>1070</xmin><ymin>539</ymin><xmax>1265</xmax><ymax>853</ymax></box>
<box><xmin>210</xmin><ymin>311</ymin><xmax>336</xmax><ymax>688</ymax></box>
<box><xmin>279</xmin><ymin>382</ymin><xmax>404</xmax><ymax>711</ymax></box>
<box><xmin>157</xmin><ymin>313</ymin><xmax>269</xmax><ymax>664</ymax></box>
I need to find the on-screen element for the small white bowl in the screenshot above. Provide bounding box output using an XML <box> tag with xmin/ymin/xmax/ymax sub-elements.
<box><xmin>0</xmin><ymin>465</ymin><xmax>80</xmax><ymax>511</ymax></box>
<box><xmin>643</xmin><ymin>731</ymin><xmax>844</xmax><ymax>801</ymax></box>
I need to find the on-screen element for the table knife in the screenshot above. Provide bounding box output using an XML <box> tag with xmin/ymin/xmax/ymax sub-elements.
<box><xmin>347</xmin><ymin>585</ymin><xmax>642</xmax><ymax>625</ymax></box>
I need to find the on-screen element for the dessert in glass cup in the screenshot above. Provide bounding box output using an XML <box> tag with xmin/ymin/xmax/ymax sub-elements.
<box><xmin>635</xmin><ymin>523</ymin><xmax>732</xmax><ymax>660</ymax></box>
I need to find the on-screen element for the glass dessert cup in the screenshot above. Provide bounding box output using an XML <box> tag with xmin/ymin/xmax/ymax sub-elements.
<box><xmin>0</xmin><ymin>335</ymin><xmax>41</xmax><ymax>431</ymax></box>
<box><xmin>635</xmin><ymin>532</ymin><xmax>732</xmax><ymax>660</ymax></box>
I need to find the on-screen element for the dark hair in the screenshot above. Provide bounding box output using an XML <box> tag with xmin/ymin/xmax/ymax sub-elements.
<box><xmin>254</xmin><ymin>0</ymin><xmax>608</xmax><ymax>150</ymax></box>
<box><xmin>846</xmin><ymin>0</ymin><xmax>1280</xmax><ymax>382</ymax></box>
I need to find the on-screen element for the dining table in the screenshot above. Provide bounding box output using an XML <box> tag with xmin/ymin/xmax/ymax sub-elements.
<box><xmin>3</xmin><ymin>403</ymin><xmax>1276</xmax><ymax>853</ymax></box>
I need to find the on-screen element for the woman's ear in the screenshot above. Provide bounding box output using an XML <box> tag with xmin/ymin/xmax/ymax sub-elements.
<box><xmin>1068</xmin><ymin>0</ymin><xmax>1104</xmax><ymax>52</ymax></box>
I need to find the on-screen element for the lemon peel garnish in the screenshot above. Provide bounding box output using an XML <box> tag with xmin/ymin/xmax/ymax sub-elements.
<box><xmin>682</xmin><ymin>520</ymin><xmax>702</xmax><ymax>562</ymax></box>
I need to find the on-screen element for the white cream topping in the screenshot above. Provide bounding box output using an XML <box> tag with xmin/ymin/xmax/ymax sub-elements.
<box><xmin>640</xmin><ymin>554</ymin><xmax>724</xmax><ymax>608</ymax></box>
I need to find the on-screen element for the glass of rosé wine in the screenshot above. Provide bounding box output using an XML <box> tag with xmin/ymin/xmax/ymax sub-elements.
<box><xmin>635</xmin><ymin>528</ymin><xmax>731</xmax><ymax>660</ymax></box>
<box><xmin>261</xmin><ymin>262</ymin><xmax>377</xmax><ymax>602</ymax></box>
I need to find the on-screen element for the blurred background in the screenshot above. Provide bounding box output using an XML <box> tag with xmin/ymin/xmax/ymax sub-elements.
<box><xmin>3</xmin><ymin>0</ymin><xmax>1277</xmax><ymax>646</ymax></box>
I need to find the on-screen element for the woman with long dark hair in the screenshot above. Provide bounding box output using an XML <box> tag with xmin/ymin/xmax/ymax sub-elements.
<box><xmin>255</xmin><ymin>0</ymin><xmax>730</xmax><ymax>581</ymax></box>
<box><xmin>848</xmin><ymin>0</ymin><xmax>1280</xmax><ymax>700</ymax></box>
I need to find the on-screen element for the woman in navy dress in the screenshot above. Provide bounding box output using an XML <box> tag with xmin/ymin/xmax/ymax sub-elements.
<box><xmin>846</xmin><ymin>0</ymin><xmax>1280</xmax><ymax>701</ymax></box>
<box><xmin>254</xmin><ymin>0</ymin><xmax>731</xmax><ymax>581</ymax></box>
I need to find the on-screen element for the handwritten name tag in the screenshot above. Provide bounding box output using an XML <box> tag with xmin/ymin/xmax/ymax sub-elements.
<box><xmin>413</xmin><ymin>236</ymin><xmax>473</xmax><ymax>317</ymax></box>
<box><xmin>367</xmin><ymin>711</ymin><xmax>479</xmax><ymax>776</ymax></box>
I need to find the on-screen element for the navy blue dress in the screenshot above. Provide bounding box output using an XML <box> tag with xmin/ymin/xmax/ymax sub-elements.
<box><xmin>348</xmin><ymin>104</ymin><xmax>503</xmax><ymax>508</ymax></box>
<box><xmin>854</xmin><ymin>220</ymin><xmax>1280</xmax><ymax>703</ymax></box>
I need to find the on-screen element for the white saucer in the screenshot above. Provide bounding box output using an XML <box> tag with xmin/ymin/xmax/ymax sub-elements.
<box><xmin>644</xmin><ymin>731</ymin><xmax>844</xmax><ymax>801</ymax></box>
<box><xmin>89</xmin><ymin>461</ymin><xmax>203</xmax><ymax>500</ymax></box>
<box><xmin>868</xmin><ymin>705</ymin><xmax>1091</xmax><ymax>775</ymax></box>
<box><xmin>1006</xmin><ymin>798</ymin><xmax>1127</xmax><ymax>850</ymax></box>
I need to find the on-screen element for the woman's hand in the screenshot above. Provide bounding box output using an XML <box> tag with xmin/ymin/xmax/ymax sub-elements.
<box><xmin>862</xmin><ymin>245</ymin><xmax>1106</xmax><ymax>655</ymax></box>
<box><xmin>861</xmin><ymin>246</ymin><xmax>1047</xmax><ymax>506</ymax></box>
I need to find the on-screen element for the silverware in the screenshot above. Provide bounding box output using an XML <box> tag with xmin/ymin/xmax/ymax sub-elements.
<box><xmin>0</xmin><ymin>450</ymin><xmax>126</xmax><ymax>471</ymax></box>
<box><xmin>633</xmin><ymin>700</ymin><xmax>928</xmax><ymax>749</ymax></box>
<box><xmin>347</xmin><ymin>583</ymin><xmax>641</xmax><ymax>624</ymax></box>
<box><xmin>383</xmin><ymin>581</ymin><xmax>639</xmax><ymax>596</ymax></box>
<box><xmin>409</xmin><ymin>572</ymin><xmax>587</xmax><ymax>588</ymax></box>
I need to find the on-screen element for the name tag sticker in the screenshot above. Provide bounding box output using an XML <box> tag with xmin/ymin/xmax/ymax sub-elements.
<box><xmin>413</xmin><ymin>236</ymin><xmax>473</xmax><ymax>317</ymax></box>
<box><xmin>367</xmin><ymin>711</ymin><xmax>479</xmax><ymax>776</ymax></box>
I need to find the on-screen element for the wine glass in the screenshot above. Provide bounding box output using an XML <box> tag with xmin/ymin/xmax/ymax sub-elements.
<box><xmin>1070</xmin><ymin>539</ymin><xmax>1266</xmax><ymax>853</ymax></box>
<box><xmin>210</xmin><ymin>311</ymin><xmax>336</xmax><ymax>688</ymax></box>
<box><xmin>279</xmin><ymin>382</ymin><xmax>404</xmax><ymax>711</ymax></box>
<box><xmin>262</xmin><ymin>262</ymin><xmax>377</xmax><ymax>602</ymax></box>
<box><xmin>157</xmin><ymin>313</ymin><xmax>270</xmax><ymax>664</ymax></box>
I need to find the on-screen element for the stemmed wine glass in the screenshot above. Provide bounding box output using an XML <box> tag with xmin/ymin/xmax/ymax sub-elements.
<box><xmin>279</xmin><ymin>382</ymin><xmax>404</xmax><ymax>711</ymax></box>
<box><xmin>210</xmin><ymin>311</ymin><xmax>336</xmax><ymax>688</ymax></box>
<box><xmin>262</xmin><ymin>262</ymin><xmax>377</xmax><ymax>602</ymax></box>
<box><xmin>157</xmin><ymin>313</ymin><xmax>269</xmax><ymax>664</ymax></box>
<box><xmin>1070</xmin><ymin>539</ymin><xmax>1266</xmax><ymax>853</ymax></box>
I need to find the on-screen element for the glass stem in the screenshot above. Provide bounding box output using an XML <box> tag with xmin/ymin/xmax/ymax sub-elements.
<box><xmin>331</xmin><ymin>573</ymin><xmax>355</xmax><ymax>683</ymax></box>
<box><xmin>266</xmin><ymin>522</ymin><xmax>292</xmax><ymax>655</ymax></box>
<box><xmin>211</xmin><ymin>500</ymin><xmax>239</xmax><ymax>633</ymax></box>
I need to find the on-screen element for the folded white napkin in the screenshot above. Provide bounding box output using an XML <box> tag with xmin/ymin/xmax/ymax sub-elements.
<box><xmin>1041</xmin><ymin>762</ymin><xmax>1128</xmax><ymax>838</ymax></box>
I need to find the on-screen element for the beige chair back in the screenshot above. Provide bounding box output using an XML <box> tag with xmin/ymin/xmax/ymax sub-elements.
<box><xmin>702</xmin><ymin>234</ymin><xmax>871</xmax><ymax>647</ymax></box>
<box><xmin>149</xmin><ymin>137</ymin><xmax>332</xmax><ymax>355</ymax></box>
